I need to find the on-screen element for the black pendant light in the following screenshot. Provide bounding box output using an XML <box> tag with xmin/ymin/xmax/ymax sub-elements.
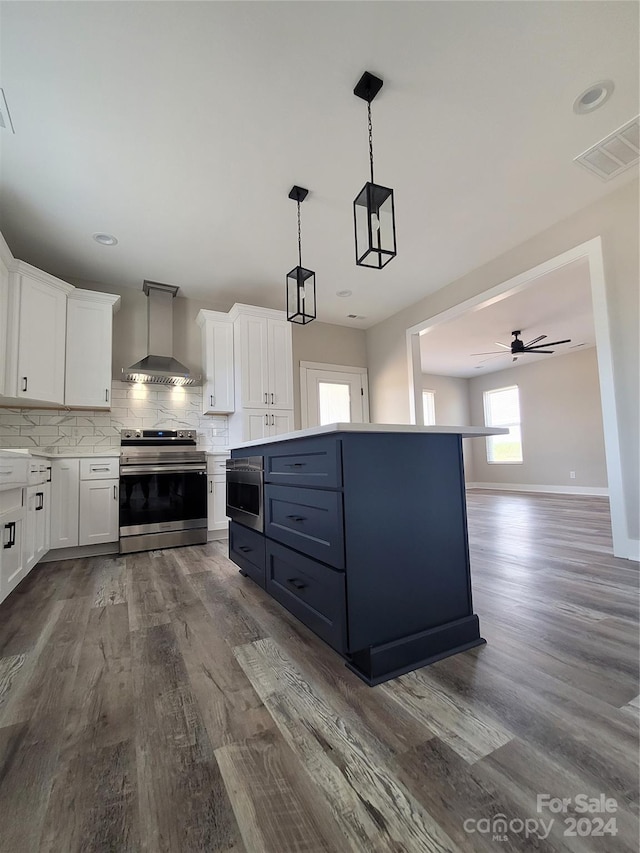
<box><xmin>353</xmin><ymin>71</ymin><xmax>397</xmax><ymax>269</ymax></box>
<box><xmin>286</xmin><ymin>186</ymin><xmax>316</xmax><ymax>324</ymax></box>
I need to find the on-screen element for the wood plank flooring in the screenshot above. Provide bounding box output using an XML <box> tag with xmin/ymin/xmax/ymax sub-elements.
<box><xmin>0</xmin><ymin>491</ymin><xmax>637</xmax><ymax>852</ymax></box>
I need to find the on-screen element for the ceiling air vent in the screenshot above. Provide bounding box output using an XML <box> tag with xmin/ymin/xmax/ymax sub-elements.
<box><xmin>574</xmin><ymin>116</ymin><xmax>639</xmax><ymax>181</ymax></box>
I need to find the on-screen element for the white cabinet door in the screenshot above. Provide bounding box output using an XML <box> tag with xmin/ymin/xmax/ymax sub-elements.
<box><xmin>243</xmin><ymin>409</ymin><xmax>271</xmax><ymax>442</ymax></box>
<box><xmin>34</xmin><ymin>482</ymin><xmax>50</xmax><ymax>563</ymax></box>
<box><xmin>16</xmin><ymin>273</ymin><xmax>68</xmax><ymax>404</ymax></box>
<box><xmin>267</xmin><ymin>319</ymin><xmax>294</xmax><ymax>410</ymax></box>
<box><xmin>65</xmin><ymin>294</ymin><xmax>113</xmax><ymax>408</ymax></box>
<box><xmin>0</xmin><ymin>252</ymin><xmax>8</xmax><ymax>397</ymax></box>
<box><xmin>0</xmin><ymin>506</ymin><xmax>26</xmax><ymax>604</ymax></box>
<box><xmin>238</xmin><ymin>314</ymin><xmax>270</xmax><ymax>409</ymax></box>
<box><xmin>201</xmin><ymin>318</ymin><xmax>234</xmax><ymax>414</ymax></box>
<box><xmin>207</xmin><ymin>476</ymin><xmax>228</xmax><ymax>532</ymax></box>
<box><xmin>79</xmin><ymin>479</ymin><xmax>119</xmax><ymax>545</ymax></box>
<box><xmin>24</xmin><ymin>486</ymin><xmax>38</xmax><ymax>571</ymax></box>
<box><xmin>269</xmin><ymin>411</ymin><xmax>295</xmax><ymax>437</ymax></box>
<box><xmin>50</xmin><ymin>459</ymin><xmax>80</xmax><ymax>549</ymax></box>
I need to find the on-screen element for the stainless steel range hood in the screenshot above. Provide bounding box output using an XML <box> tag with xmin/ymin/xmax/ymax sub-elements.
<box><xmin>122</xmin><ymin>281</ymin><xmax>201</xmax><ymax>386</ymax></box>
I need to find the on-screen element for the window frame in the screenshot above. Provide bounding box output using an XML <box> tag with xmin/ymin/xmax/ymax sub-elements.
<box><xmin>422</xmin><ymin>389</ymin><xmax>436</xmax><ymax>426</ymax></box>
<box><xmin>483</xmin><ymin>384</ymin><xmax>523</xmax><ymax>464</ymax></box>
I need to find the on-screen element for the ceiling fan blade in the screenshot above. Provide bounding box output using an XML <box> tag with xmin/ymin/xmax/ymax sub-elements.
<box><xmin>524</xmin><ymin>334</ymin><xmax>546</xmax><ymax>347</ymax></box>
<box><xmin>494</xmin><ymin>342</ymin><xmax>511</xmax><ymax>350</ymax></box>
<box><xmin>476</xmin><ymin>354</ymin><xmax>507</xmax><ymax>366</ymax></box>
<box><xmin>527</xmin><ymin>339</ymin><xmax>571</xmax><ymax>349</ymax></box>
<box><xmin>527</xmin><ymin>349</ymin><xmax>554</xmax><ymax>354</ymax></box>
<box><xmin>471</xmin><ymin>351</ymin><xmax>505</xmax><ymax>356</ymax></box>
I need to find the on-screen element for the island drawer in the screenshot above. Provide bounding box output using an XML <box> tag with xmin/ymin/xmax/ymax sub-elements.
<box><xmin>265</xmin><ymin>438</ymin><xmax>342</xmax><ymax>488</ymax></box>
<box><xmin>264</xmin><ymin>484</ymin><xmax>344</xmax><ymax>569</ymax></box>
<box><xmin>266</xmin><ymin>540</ymin><xmax>346</xmax><ymax>652</ymax></box>
<box><xmin>229</xmin><ymin>522</ymin><xmax>265</xmax><ymax>589</ymax></box>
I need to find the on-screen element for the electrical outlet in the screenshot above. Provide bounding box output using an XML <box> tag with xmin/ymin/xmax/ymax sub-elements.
<box><xmin>569</xmin><ymin>471</ymin><xmax>576</xmax><ymax>479</ymax></box>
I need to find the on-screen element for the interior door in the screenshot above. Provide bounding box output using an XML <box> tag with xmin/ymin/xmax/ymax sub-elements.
<box><xmin>303</xmin><ymin>368</ymin><xmax>369</xmax><ymax>428</ymax></box>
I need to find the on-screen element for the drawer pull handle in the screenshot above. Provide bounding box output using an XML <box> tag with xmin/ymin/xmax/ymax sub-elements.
<box><xmin>36</xmin><ymin>492</ymin><xmax>44</xmax><ymax>510</ymax></box>
<box><xmin>4</xmin><ymin>521</ymin><xmax>16</xmax><ymax>549</ymax></box>
<box><xmin>286</xmin><ymin>577</ymin><xmax>306</xmax><ymax>590</ymax></box>
<box><xmin>286</xmin><ymin>514</ymin><xmax>306</xmax><ymax>522</ymax></box>
<box><xmin>284</xmin><ymin>463</ymin><xmax>306</xmax><ymax>468</ymax></box>
<box><xmin>91</xmin><ymin>466</ymin><xmax>111</xmax><ymax>472</ymax></box>
<box><xmin>0</xmin><ymin>467</ymin><xmax>13</xmax><ymax>475</ymax></box>
<box><xmin>238</xmin><ymin>546</ymin><xmax>252</xmax><ymax>553</ymax></box>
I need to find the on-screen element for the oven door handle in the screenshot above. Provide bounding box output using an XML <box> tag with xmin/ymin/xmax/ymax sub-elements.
<box><xmin>120</xmin><ymin>464</ymin><xmax>207</xmax><ymax>476</ymax></box>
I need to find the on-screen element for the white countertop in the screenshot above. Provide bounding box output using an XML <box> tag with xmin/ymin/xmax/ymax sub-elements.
<box><xmin>0</xmin><ymin>448</ymin><xmax>121</xmax><ymax>459</ymax></box>
<box><xmin>231</xmin><ymin>423</ymin><xmax>508</xmax><ymax>450</ymax></box>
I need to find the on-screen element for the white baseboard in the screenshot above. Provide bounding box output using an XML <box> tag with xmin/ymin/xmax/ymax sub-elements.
<box><xmin>466</xmin><ymin>482</ymin><xmax>609</xmax><ymax>497</ymax></box>
<box><xmin>625</xmin><ymin>538</ymin><xmax>640</xmax><ymax>563</ymax></box>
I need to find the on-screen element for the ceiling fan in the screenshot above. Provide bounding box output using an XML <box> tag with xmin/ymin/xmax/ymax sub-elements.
<box><xmin>472</xmin><ymin>330</ymin><xmax>572</xmax><ymax>364</ymax></box>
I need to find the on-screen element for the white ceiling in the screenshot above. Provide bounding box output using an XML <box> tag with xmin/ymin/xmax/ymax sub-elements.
<box><xmin>0</xmin><ymin>2</ymin><xmax>638</xmax><ymax>328</ymax></box>
<box><xmin>420</xmin><ymin>258</ymin><xmax>595</xmax><ymax>377</ymax></box>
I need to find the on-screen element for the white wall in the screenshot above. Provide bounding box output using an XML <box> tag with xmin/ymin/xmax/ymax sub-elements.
<box><xmin>366</xmin><ymin>180</ymin><xmax>639</xmax><ymax>545</ymax></box>
<box><xmin>422</xmin><ymin>372</ymin><xmax>474</xmax><ymax>480</ymax></box>
<box><xmin>467</xmin><ymin>347</ymin><xmax>607</xmax><ymax>489</ymax></box>
<box><xmin>292</xmin><ymin>322</ymin><xmax>367</xmax><ymax>428</ymax></box>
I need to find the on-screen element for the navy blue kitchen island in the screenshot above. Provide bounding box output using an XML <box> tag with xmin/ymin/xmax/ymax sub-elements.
<box><xmin>227</xmin><ymin>423</ymin><xmax>504</xmax><ymax>685</ymax></box>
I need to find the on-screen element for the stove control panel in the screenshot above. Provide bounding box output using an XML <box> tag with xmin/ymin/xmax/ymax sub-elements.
<box><xmin>120</xmin><ymin>428</ymin><xmax>197</xmax><ymax>443</ymax></box>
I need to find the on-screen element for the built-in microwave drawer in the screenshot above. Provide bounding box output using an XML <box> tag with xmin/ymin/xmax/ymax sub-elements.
<box><xmin>264</xmin><ymin>484</ymin><xmax>344</xmax><ymax>569</ymax></box>
<box><xmin>265</xmin><ymin>439</ymin><xmax>341</xmax><ymax>489</ymax></box>
<box><xmin>266</xmin><ymin>540</ymin><xmax>346</xmax><ymax>652</ymax></box>
<box><xmin>80</xmin><ymin>458</ymin><xmax>119</xmax><ymax>480</ymax></box>
<box><xmin>229</xmin><ymin>522</ymin><xmax>265</xmax><ymax>589</ymax></box>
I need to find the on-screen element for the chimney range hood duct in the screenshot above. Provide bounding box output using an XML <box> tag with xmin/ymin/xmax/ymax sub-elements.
<box><xmin>122</xmin><ymin>281</ymin><xmax>201</xmax><ymax>386</ymax></box>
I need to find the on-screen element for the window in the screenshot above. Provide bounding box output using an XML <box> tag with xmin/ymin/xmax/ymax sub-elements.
<box><xmin>318</xmin><ymin>381</ymin><xmax>352</xmax><ymax>425</ymax></box>
<box><xmin>422</xmin><ymin>390</ymin><xmax>436</xmax><ymax>425</ymax></box>
<box><xmin>483</xmin><ymin>385</ymin><xmax>523</xmax><ymax>463</ymax></box>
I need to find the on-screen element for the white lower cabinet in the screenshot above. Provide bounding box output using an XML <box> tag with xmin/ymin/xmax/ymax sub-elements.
<box><xmin>49</xmin><ymin>457</ymin><xmax>119</xmax><ymax>548</ymax></box>
<box><xmin>0</xmin><ymin>489</ymin><xmax>26</xmax><ymax>604</ymax></box>
<box><xmin>25</xmin><ymin>483</ymin><xmax>50</xmax><ymax>571</ymax></box>
<box><xmin>79</xmin><ymin>479</ymin><xmax>119</xmax><ymax>545</ymax></box>
<box><xmin>242</xmin><ymin>409</ymin><xmax>294</xmax><ymax>441</ymax></box>
<box><xmin>207</xmin><ymin>454</ymin><xmax>229</xmax><ymax>535</ymax></box>
<box><xmin>50</xmin><ymin>459</ymin><xmax>80</xmax><ymax>549</ymax></box>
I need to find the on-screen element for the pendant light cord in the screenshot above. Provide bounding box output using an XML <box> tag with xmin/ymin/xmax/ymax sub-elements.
<box><xmin>297</xmin><ymin>199</ymin><xmax>302</xmax><ymax>268</ymax></box>
<box><xmin>368</xmin><ymin>101</ymin><xmax>374</xmax><ymax>184</ymax></box>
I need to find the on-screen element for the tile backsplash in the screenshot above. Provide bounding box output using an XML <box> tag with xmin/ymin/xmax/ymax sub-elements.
<box><xmin>0</xmin><ymin>381</ymin><xmax>229</xmax><ymax>452</ymax></box>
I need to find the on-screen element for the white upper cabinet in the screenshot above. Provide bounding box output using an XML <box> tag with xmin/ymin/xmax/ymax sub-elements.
<box><xmin>9</xmin><ymin>263</ymin><xmax>73</xmax><ymax>404</ymax></box>
<box><xmin>65</xmin><ymin>290</ymin><xmax>120</xmax><ymax>408</ymax></box>
<box><xmin>232</xmin><ymin>306</ymin><xmax>293</xmax><ymax>410</ymax></box>
<box><xmin>196</xmin><ymin>310</ymin><xmax>234</xmax><ymax>414</ymax></box>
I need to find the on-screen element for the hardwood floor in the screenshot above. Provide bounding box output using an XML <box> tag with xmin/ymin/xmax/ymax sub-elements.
<box><xmin>0</xmin><ymin>491</ymin><xmax>637</xmax><ymax>852</ymax></box>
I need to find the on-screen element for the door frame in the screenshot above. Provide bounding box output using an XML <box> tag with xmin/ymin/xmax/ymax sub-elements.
<box><xmin>405</xmin><ymin>235</ymin><xmax>634</xmax><ymax>561</ymax></box>
<box><xmin>300</xmin><ymin>362</ymin><xmax>370</xmax><ymax>429</ymax></box>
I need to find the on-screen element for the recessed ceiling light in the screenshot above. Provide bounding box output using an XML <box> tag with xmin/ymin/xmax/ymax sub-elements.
<box><xmin>336</xmin><ymin>290</ymin><xmax>352</xmax><ymax>297</ymax></box>
<box><xmin>93</xmin><ymin>232</ymin><xmax>118</xmax><ymax>246</ymax></box>
<box><xmin>573</xmin><ymin>80</ymin><xmax>614</xmax><ymax>115</ymax></box>
<box><xmin>347</xmin><ymin>314</ymin><xmax>367</xmax><ymax>319</ymax></box>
